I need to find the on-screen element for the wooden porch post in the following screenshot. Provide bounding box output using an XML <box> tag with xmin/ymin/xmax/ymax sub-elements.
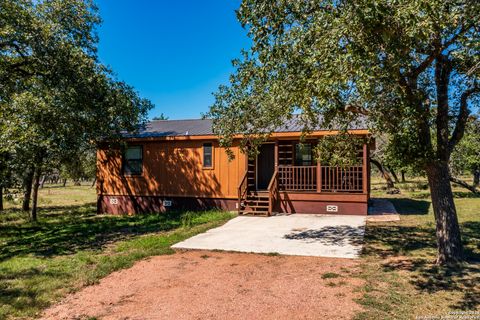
<box><xmin>274</xmin><ymin>140</ymin><xmax>279</xmax><ymax>168</ymax></box>
<box><xmin>317</xmin><ymin>139</ymin><xmax>321</xmax><ymax>193</ymax></box>
<box><xmin>362</xmin><ymin>143</ymin><xmax>368</xmax><ymax>194</ymax></box>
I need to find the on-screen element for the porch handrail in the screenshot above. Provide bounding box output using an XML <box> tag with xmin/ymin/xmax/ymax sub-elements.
<box><xmin>267</xmin><ymin>169</ymin><xmax>279</xmax><ymax>215</ymax></box>
<box><xmin>320</xmin><ymin>165</ymin><xmax>363</xmax><ymax>192</ymax></box>
<box><xmin>277</xmin><ymin>165</ymin><xmax>364</xmax><ymax>193</ymax></box>
<box><xmin>278</xmin><ymin>165</ymin><xmax>317</xmax><ymax>191</ymax></box>
<box><xmin>237</xmin><ymin>170</ymin><xmax>249</xmax><ymax>214</ymax></box>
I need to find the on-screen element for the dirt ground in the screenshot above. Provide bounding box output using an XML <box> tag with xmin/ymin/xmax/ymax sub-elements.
<box><xmin>41</xmin><ymin>251</ymin><xmax>364</xmax><ymax>320</ymax></box>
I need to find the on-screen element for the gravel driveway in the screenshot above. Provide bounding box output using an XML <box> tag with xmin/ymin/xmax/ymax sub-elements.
<box><xmin>42</xmin><ymin>251</ymin><xmax>364</xmax><ymax>320</ymax></box>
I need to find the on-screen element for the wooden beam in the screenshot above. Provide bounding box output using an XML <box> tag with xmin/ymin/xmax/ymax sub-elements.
<box><xmin>274</xmin><ymin>140</ymin><xmax>279</xmax><ymax>168</ymax></box>
<box><xmin>362</xmin><ymin>143</ymin><xmax>368</xmax><ymax>194</ymax></box>
<box><xmin>317</xmin><ymin>138</ymin><xmax>321</xmax><ymax>193</ymax></box>
<box><xmin>122</xmin><ymin>130</ymin><xmax>371</xmax><ymax>142</ymax></box>
<box><xmin>317</xmin><ymin>160</ymin><xmax>321</xmax><ymax>193</ymax></box>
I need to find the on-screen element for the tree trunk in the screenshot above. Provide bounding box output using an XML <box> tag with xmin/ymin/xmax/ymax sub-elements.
<box><xmin>91</xmin><ymin>177</ymin><xmax>96</xmax><ymax>188</ymax></box>
<box><xmin>387</xmin><ymin>166</ymin><xmax>400</xmax><ymax>183</ymax></box>
<box><xmin>450</xmin><ymin>176</ymin><xmax>479</xmax><ymax>194</ymax></box>
<box><xmin>370</xmin><ymin>159</ymin><xmax>395</xmax><ymax>188</ymax></box>
<box><xmin>401</xmin><ymin>170</ymin><xmax>406</xmax><ymax>183</ymax></box>
<box><xmin>62</xmin><ymin>179</ymin><xmax>67</xmax><ymax>187</ymax></box>
<box><xmin>31</xmin><ymin>167</ymin><xmax>41</xmax><ymax>222</ymax></box>
<box><xmin>22</xmin><ymin>167</ymin><xmax>34</xmax><ymax>211</ymax></box>
<box><xmin>426</xmin><ymin>161</ymin><xmax>463</xmax><ymax>265</ymax></box>
<box><xmin>0</xmin><ymin>187</ymin><xmax>3</xmax><ymax>211</ymax></box>
<box><xmin>40</xmin><ymin>175</ymin><xmax>46</xmax><ymax>188</ymax></box>
<box><xmin>474</xmin><ymin>167</ymin><xmax>480</xmax><ymax>188</ymax></box>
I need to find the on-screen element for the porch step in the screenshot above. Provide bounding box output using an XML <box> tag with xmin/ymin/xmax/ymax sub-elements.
<box><xmin>245</xmin><ymin>197</ymin><xmax>269</xmax><ymax>205</ymax></box>
<box><xmin>245</xmin><ymin>205</ymin><xmax>269</xmax><ymax>209</ymax></box>
<box><xmin>239</xmin><ymin>208</ymin><xmax>269</xmax><ymax>216</ymax></box>
<box><xmin>239</xmin><ymin>192</ymin><xmax>270</xmax><ymax>216</ymax></box>
<box><xmin>246</xmin><ymin>196</ymin><xmax>269</xmax><ymax>201</ymax></box>
<box><xmin>248</xmin><ymin>192</ymin><xmax>269</xmax><ymax>197</ymax></box>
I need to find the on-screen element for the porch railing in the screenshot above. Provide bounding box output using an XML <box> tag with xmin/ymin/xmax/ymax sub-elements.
<box><xmin>237</xmin><ymin>170</ymin><xmax>249</xmax><ymax>214</ymax></box>
<box><xmin>278</xmin><ymin>166</ymin><xmax>317</xmax><ymax>191</ymax></box>
<box><xmin>277</xmin><ymin>165</ymin><xmax>364</xmax><ymax>193</ymax></box>
<box><xmin>320</xmin><ymin>166</ymin><xmax>363</xmax><ymax>192</ymax></box>
<box><xmin>267</xmin><ymin>169</ymin><xmax>279</xmax><ymax>214</ymax></box>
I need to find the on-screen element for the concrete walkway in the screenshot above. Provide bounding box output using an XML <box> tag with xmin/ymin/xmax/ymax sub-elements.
<box><xmin>367</xmin><ymin>198</ymin><xmax>400</xmax><ymax>222</ymax></box>
<box><xmin>172</xmin><ymin>214</ymin><xmax>366</xmax><ymax>259</ymax></box>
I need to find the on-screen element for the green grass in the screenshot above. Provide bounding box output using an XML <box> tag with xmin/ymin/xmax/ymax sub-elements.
<box><xmin>0</xmin><ymin>184</ymin><xmax>234</xmax><ymax>320</ymax></box>
<box><xmin>355</xmin><ymin>176</ymin><xmax>480</xmax><ymax>320</ymax></box>
<box><xmin>2</xmin><ymin>179</ymin><xmax>479</xmax><ymax>320</ymax></box>
<box><xmin>321</xmin><ymin>272</ymin><xmax>341</xmax><ymax>279</ymax></box>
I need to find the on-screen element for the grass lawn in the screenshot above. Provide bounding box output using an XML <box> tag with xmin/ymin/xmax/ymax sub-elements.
<box><xmin>1</xmin><ymin>179</ymin><xmax>479</xmax><ymax>320</ymax></box>
<box><xmin>355</xmin><ymin>177</ymin><xmax>480</xmax><ymax>320</ymax></box>
<box><xmin>0</xmin><ymin>184</ymin><xmax>234</xmax><ymax>320</ymax></box>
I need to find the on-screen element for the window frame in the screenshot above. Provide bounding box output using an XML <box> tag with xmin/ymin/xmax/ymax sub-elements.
<box><xmin>294</xmin><ymin>142</ymin><xmax>314</xmax><ymax>166</ymax></box>
<box><xmin>202</xmin><ymin>142</ymin><xmax>214</xmax><ymax>169</ymax></box>
<box><xmin>122</xmin><ymin>145</ymin><xmax>143</xmax><ymax>176</ymax></box>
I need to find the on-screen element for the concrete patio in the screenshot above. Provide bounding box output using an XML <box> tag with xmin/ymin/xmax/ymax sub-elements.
<box><xmin>172</xmin><ymin>214</ymin><xmax>367</xmax><ymax>258</ymax></box>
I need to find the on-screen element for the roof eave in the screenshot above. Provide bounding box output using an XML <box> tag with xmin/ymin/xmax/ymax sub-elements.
<box><xmin>121</xmin><ymin>129</ymin><xmax>370</xmax><ymax>142</ymax></box>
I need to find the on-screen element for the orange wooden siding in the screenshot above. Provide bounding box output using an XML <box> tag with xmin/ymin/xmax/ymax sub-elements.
<box><xmin>97</xmin><ymin>140</ymin><xmax>246</xmax><ymax>199</ymax></box>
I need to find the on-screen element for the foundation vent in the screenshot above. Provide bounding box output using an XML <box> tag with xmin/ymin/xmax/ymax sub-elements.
<box><xmin>326</xmin><ymin>205</ymin><xmax>338</xmax><ymax>212</ymax></box>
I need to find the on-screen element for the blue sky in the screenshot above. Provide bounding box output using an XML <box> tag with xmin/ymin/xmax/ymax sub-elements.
<box><xmin>96</xmin><ymin>0</ymin><xmax>250</xmax><ymax>120</ymax></box>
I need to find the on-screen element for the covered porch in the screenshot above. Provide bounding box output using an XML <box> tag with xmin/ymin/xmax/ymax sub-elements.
<box><xmin>238</xmin><ymin>139</ymin><xmax>370</xmax><ymax>216</ymax></box>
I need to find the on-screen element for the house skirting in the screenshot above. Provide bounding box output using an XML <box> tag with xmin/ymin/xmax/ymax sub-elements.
<box><xmin>277</xmin><ymin>199</ymin><xmax>367</xmax><ymax>215</ymax></box>
<box><xmin>277</xmin><ymin>192</ymin><xmax>368</xmax><ymax>215</ymax></box>
<box><xmin>97</xmin><ymin>195</ymin><xmax>237</xmax><ymax>215</ymax></box>
<box><xmin>98</xmin><ymin>193</ymin><xmax>368</xmax><ymax>216</ymax></box>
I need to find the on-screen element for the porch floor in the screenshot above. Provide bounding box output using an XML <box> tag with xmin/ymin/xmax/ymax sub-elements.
<box><xmin>172</xmin><ymin>214</ymin><xmax>366</xmax><ymax>259</ymax></box>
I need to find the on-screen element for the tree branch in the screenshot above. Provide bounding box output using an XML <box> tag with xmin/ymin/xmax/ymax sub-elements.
<box><xmin>344</xmin><ymin>103</ymin><xmax>369</xmax><ymax>115</ymax></box>
<box><xmin>408</xmin><ymin>49</ymin><xmax>440</xmax><ymax>79</ymax></box>
<box><xmin>407</xmin><ymin>24</ymin><xmax>470</xmax><ymax>79</ymax></box>
<box><xmin>450</xmin><ymin>176</ymin><xmax>479</xmax><ymax>194</ymax></box>
<box><xmin>370</xmin><ymin>158</ymin><xmax>395</xmax><ymax>189</ymax></box>
<box><xmin>397</xmin><ymin>72</ymin><xmax>433</xmax><ymax>151</ymax></box>
<box><xmin>449</xmin><ymin>86</ymin><xmax>480</xmax><ymax>152</ymax></box>
<box><xmin>435</xmin><ymin>55</ymin><xmax>452</xmax><ymax>159</ymax></box>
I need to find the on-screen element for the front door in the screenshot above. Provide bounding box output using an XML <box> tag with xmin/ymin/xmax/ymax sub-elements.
<box><xmin>257</xmin><ymin>144</ymin><xmax>275</xmax><ymax>190</ymax></box>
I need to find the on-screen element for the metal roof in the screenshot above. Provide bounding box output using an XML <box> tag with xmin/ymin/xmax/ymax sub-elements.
<box><xmin>124</xmin><ymin>115</ymin><xmax>368</xmax><ymax>138</ymax></box>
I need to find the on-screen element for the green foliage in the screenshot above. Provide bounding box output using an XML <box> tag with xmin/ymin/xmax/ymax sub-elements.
<box><xmin>0</xmin><ymin>0</ymin><xmax>153</xmax><ymax>211</ymax></box>
<box><xmin>316</xmin><ymin>133</ymin><xmax>365</xmax><ymax>166</ymax></box>
<box><xmin>209</xmin><ymin>0</ymin><xmax>480</xmax><ymax>168</ymax></box>
<box><xmin>321</xmin><ymin>272</ymin><xmax>341</xmax><ymax>279</ymax></box>
<box><xmin>209</xmin><ymin>0</ymin><xmax>480</xmax><ymax>262</ymax></box>
<box><xmin>59</xmin><ymin>148</ymin><xmax>97</xmax><ymax>182</ymax></box>
<box><xmin>152</xmin><ymin>113</ymin><xmax>169</xmax><ymax>120</ymax></box>
<box><xmin>451</xmin><ymin>116</ymin><xmax>480</xmax><ymax>177</ymax></box>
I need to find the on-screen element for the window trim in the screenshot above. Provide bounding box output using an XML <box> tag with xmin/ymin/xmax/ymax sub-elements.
<box><xmin>122</xmin><ymin>145</ymin><xmax>143</xmax><ymax>176</ymax></box>
<box><xmin>294</xmin><ymin>142</ymin><xmax>313</xmax><ymax>166</ymax></box>
<box><xmin>202</xmin><ymin>142</ymin><xmax>214</xmax><ymax>169</ymax></box>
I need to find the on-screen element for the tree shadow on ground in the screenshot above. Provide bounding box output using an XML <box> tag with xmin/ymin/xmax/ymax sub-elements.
<box><xmin>284</xmin><ymin>225</ymin><xmax>365</xmax><ymax>246</ymax></box>
<box><xmin>364</xmin><ymin>218</ymin><xmax>480</xmax><ymax>310</ymax></box>
<box><xmin>0</xmin><ymin>203</ymin><xmax>194</xmax><ymax>262</ymax></box>
<box><xmin>0</xmin><ymin>266</ymin><xmax>68</xmax><ymax>316</ymax></box>
<box><xmin>389</xmin><ymin>198</ymin><xmax>431</xmax><ymax>215</ymax></box>
<box><xmin>363</xmin><ymin>225</ymin><xmax>437</xmax><ymax>258</ymax></box>
<box><xmin>451</xmin><ymin>191</ymin><xmax>480</xmax><ymax>199</ymax></box>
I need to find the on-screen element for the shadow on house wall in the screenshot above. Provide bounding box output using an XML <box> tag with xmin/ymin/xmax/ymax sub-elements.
<box><xmin>96</xmin><ymin>140</ymin><xmax>238</xmax><ymax>214</ymax></box>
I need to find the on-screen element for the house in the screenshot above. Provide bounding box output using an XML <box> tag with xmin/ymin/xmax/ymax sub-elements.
<box><xmin>96</xmin><ymin>116</ymin><xmax>372</xmax><ymax>216</ymax></box>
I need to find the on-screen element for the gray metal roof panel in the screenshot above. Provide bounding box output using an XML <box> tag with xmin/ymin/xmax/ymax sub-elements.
<box><xmin>125</xmin><ymin>115</ymin><xmax>368</xmax><ymax>138</ymax></box>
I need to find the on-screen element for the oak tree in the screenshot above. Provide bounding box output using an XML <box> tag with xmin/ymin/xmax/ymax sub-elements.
<box><xmin>0</xmin><ymin>0</ymin><xmax>153</xmax><ymax>219</ymax></box>
<box><xmin>209</xmin><ymin>0</ymin><xmax>480</xmax><ymax>264</ymax></box>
